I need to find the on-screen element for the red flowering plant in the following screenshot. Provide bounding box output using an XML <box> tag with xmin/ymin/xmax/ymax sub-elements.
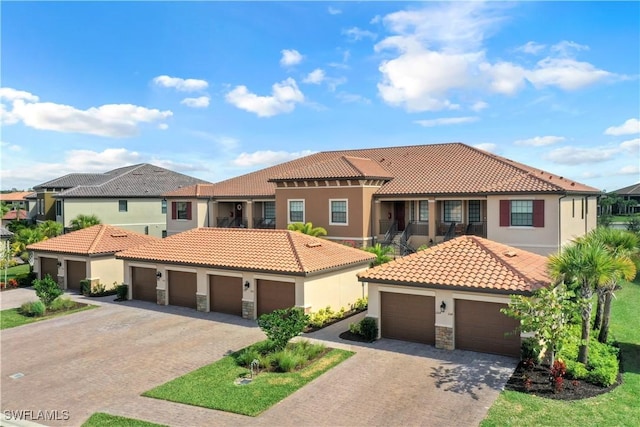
<box><xmin>8</xmin><ymin>278</ymin><xmax>18</xmax><ymax>289</ymax></box>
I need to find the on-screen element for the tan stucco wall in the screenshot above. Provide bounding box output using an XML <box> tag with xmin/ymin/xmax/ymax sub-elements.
<box><xmin>165</xmin><ymin>199</ymin><xmax>208</xmax><ymax>236</ymax></box>
<box><xmin>303</xmin><ymin>265</ymin><xmax>369</xmax><ymax>312</ymax></box>
<box><xmin>88</xmin><ymin>256</ymin><xmax>124</xmax><ymax>289</ymax></box>
<box><xmin>62</xmin><ymin>198</ymin><xmax>166</xmax><ymax>237</ymax></box>
<box><xmin>559</xmin><ymin>196</ymin><xmax>598</xmax><ymax>250</ymax></box>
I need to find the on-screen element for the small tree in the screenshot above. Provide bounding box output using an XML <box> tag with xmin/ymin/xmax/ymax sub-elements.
<box><xmin>364</xmin><ymin>243</ymin><xmax>394</xmax><ymax>266</ymax></box>
<box><xmin>257</xmin><ymin>307</ymin><xmax>309</xmax><ymax>351</ymax></box>
<box><xmin>37</xmin><ymin>220</ymin><xmax>63</xmax><ymax>238</ymax></box>
<box><xmin>501</xmin><ymin>284</ymin><xmax>576</xmax><ymax>366</ymax></box>
<box><xmin>69</xmin><ymin>214</ymin><xmax>101</xmax><ymax>231</ymax></box>
<box><xmin>33</xmin><ymin>274</ymin><xmax>63</xmax><ymax>308</ymax></box>
<box><xmin>287</xmin><ymin>222</ymin><xmax>327</xmax><ymax>237</ymax></box>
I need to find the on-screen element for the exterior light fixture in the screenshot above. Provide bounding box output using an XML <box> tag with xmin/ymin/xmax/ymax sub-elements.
<box><xmin>244</xmin><ymin>281</ymin><xmax>250</xmax><ymax>290</ymax></box>
<box><xmin>440</xmin><ymin>301</ymin><xmax>446</xmax><ymax>313</ymax></box>
<box><xmin>57</xmin><ymin>261</ymin><xmax>62</xmax><ymax>267</ymax></box>
<box><xmin>156</xmin><ymin>271</ymin><xmax>162</xmax><ymax>279</ymax></box>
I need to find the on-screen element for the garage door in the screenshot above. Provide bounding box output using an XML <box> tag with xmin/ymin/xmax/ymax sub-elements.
<box><xmin>168</xmin><ymin>270</ymin><xmax>197</xmax><ymax>309</ymax></box>
<box><xmin>455</xmin><ymin>299</ymin><xmax>521</xmax><ymax>357</ymax></box>
<box><xmin>209</xmin><ymin>275</ymin><xmax>242</xmax><ymax>316</ymax></box>
<box><xmin>40</xmin><ymin>257</ymin><xmax>58</xmax><ymax>281</ymax></box>
<box><xmin>131</xmin><ymin>267</ymin><xmax>157</xmax><ymax>303</ymax></box>
<box><xmin>380</xmin><ymin>292</ymin><xmax>435</xmax><ymax>345</ymax></box>
<box><xmin>66</xmin><ymin>260</ymin><xmax>86</xmax><ymax>291</ymax></box>
<box><xmin>257</xmin><ymin>279</ymin><xmax>295</xmax><ymax>316</ymax></box>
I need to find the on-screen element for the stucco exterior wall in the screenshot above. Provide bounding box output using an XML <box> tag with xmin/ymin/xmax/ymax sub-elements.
<box><xmin>165</xmin><ymin>199</ymin><xmax>208</xmax><ymax>236</ymax></box>
<box><xmin>303</xmin><ymin>264</ymin><xmax>369</xmax><ymax>312</ymax></box>
<box><xmin>559</xmin><ymin>195</ymin><xmax>598</xmax><ymax>250</ymax></box>
<box><xmin>88</xmin><ymin>256</ymin><xmax>124</xmax><ymax>289</ymax></box>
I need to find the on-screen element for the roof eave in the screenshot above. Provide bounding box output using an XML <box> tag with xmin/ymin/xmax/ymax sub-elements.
<box><xmin>356</xmin><ymin>277</ymin><xmax>536</xmax><ymax>296</ymax></box>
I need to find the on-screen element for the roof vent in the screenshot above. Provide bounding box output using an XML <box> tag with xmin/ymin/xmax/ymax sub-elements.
<box><xmin>305</xmin><ymin>242</ymin><xmax>322</xmax><ymax>248</ymax></box>
<box><xmin>111</xmin><ymin>233</ymin><xmax>128</xmax><ymax>238</ymax></box>
<box><xmin>504</xmin><ymin>250</ymin><xmax>518</xmax><ymax>258</ymax></box>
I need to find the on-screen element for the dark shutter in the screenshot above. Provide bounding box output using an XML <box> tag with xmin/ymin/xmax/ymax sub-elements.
<box><xmin>186</xmin><ymin>202</ymin><xmax>192</xmax><ymax>220</ymax></box>
<box><xmin>533</xmin><ymin>200</ymin><xmax>545</xmax><ymax>227</ymax></box>
<box><xmin>499</xmin><ymin>200</ymin><xmax>510</xmax><ymax>227</ymax></box>
<box><xmin>171</xmin><ymin>202</ymin><xmax>177</xmax><ymax>220</ymax></box>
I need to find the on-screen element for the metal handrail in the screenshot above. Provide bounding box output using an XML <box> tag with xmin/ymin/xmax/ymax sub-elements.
<box><xmin>382</xmin><ymin>220</ymin><xmax>397</xmax><ymax>244</ymax></box>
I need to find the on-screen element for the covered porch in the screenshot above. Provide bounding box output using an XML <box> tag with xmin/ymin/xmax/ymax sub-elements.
<box><xmin>212</xmin><ymin>200</ymin><xmax>276</xmax><ymax>229</ymax></box>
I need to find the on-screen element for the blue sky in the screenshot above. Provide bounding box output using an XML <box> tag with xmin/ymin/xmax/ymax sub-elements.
<box><xmin>1</xmin><ymin>1</ymin><xmax>638</xmax><ymax>192</ymax></box>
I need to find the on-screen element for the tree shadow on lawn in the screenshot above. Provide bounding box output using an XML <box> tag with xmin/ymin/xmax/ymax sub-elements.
<box><xmin>429</xmin><ymin>357</ymin><xmax>516</xmax><ymax>400</ymax></box>
<box><xmin>619</xmin><ymin>342</ymin><xmax>640</xmax><ymax>374</ymax></box>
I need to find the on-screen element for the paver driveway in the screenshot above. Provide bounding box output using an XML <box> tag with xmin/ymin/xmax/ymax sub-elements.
<box><xmin>1</xmin><ymin>290</ymin><xmax>516</xmax><ymax>427</ymax></box>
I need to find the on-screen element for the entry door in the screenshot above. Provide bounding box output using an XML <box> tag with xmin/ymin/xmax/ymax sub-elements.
<box><xmin>394</xmin><ymin>202</ymin><xmax>405</xmax><ymax>231</ymax></box>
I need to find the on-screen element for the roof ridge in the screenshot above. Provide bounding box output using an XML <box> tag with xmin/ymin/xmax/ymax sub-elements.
<box><xmin>467</xmin><ymin>236</ymin><xmax>535</xmax><ymax>286</ymax></box>
<box><xmin>286</xmin><ymin>230</ymin><xmax>308</xmax><ymax>272</ymax></box>
<box><xmin>87</xmin><ymin>224</ymin><xmax>108</xmax><ymax>253</ymax></box>
<box><xmin>342</xmin><ymin>156</ymin><xmax>370</xmax><ymax>176</ymax></box>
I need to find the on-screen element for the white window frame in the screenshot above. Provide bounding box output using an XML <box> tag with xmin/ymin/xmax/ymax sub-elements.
<box><xmin>288</xmin><ymin>199</ymin><xmax>305</xmax><ymax>224</ymax></box>
<box><xmin>329</xmin><ymin>199</ymin><xmax>348</xmax><ymax>226</ymax></box>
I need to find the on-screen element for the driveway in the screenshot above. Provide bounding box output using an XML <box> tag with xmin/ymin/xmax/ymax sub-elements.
<box><xmin>1</xmin><ymin>290</ymin><xmax>516</xmax><ymax>427</ymax></box>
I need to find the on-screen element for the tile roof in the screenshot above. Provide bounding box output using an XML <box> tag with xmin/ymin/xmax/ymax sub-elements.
<box><xmin>27</xmin><ymin>225</ymin><xmax>158</xmax><ymax>256</ymax></box>
<box><xmin>0</xmin><ymin>227</ymin><xmax>14</xmax><ymax>239</ymax></box>
<box><xmin>358</xmin><ymin>236</ymin><xmax>550</xmax><ymax>294</ymax></box>
<box><xmin>34</xmin><ymin>164</ymin><xmax>209</xmax><ymax>198</ymax></box>
<box><xmin>612</xmin><ymin>182</ymin><xmax>640</xmax><ymax>196</ymax></box>
<box><xmin>2</xmin><ymin>209</ymin><xmax>28</xmax><ymax>220</ymax></box>
<box><xmin>117</xmin><ymin>228</ymin><xmax>376</xmax><ymax>275</ymax></box>
<box><xmin>269</xmin><ymin>156</ymin><xmax>394</xmax><ymax>181</ymax></box>
<box><xmin>0</xmin><ymin>192</ymin><xmax>35</xmax><ymax>202</ymax></box>
<box><xmin>164</xmin><ymin>143</ymin><xmax>601</xmax><ymax>199</ymax></box>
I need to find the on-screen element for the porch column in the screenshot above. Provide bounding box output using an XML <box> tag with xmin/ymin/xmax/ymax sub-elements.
<box><xmin>210</xmin><ymin>200</ymin><xmax>218</xmax><ymax>228</ymax></box>
<box><xmin>373</xmin><ymin>200</ymin><xmax>381</xmax><ymax>239</ymax></box>
<box><xmin>428</xmin><ymin>199</ymin><xmax>437</xmax><ymax>239</ymax></box>
<box><xmin>245</xmin><ymin>200</ymin><xmax>253</xmax><ymax>228</ymax></box>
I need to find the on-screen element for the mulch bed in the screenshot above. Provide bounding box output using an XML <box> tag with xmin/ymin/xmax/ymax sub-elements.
<box><xmin>504</xmin><ymin>361</ymin><xmax>622</xmax><ymax>400</ymax></box>
<box><xmin>338</xmin><ymin>330</ymin><xmax>374</xmax><ymax>343</ymax></box>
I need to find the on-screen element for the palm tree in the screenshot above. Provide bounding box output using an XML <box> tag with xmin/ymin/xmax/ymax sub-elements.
<box><xmin>69</xmin><ymin>214</ymin><xmax>101</xmax><ymax>231</ymax></box>
<box><xmin>38</xmin><ymin>220</ymin><xmax>63</xmax><ymax>238</ymax></box>
<box><xmin>548</xmin><ymin>240</ymin><xmax>626</xmax><ymax>364</ymax></box>
<box><xmin>364</xmin><ymin>243</ymin><xmax>394</xmax><ymax>266</ymax></box>
<box><xmin>11</xmin><ymin>227</ymin><xmax>46</xmax><ymax>256</ymax></box>
<box><xmin>287</xmin><ymin>222</ymin><xmax>327</xmax><ymax>237</ymax></box>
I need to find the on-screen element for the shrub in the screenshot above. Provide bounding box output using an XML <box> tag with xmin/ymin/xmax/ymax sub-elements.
<box><xmin>558</xmin><ymin>325</ymin><xmax>619</xmax><ymax>386</ymax></box>
<box><xmin>49</xmin><ymin>296</ymin><xmax>76</xmax><ymax>311</ymax></box>
<box><xmin>272</xmin><ymin>350</ymin><xmax>306</xmax><ymax>372</ymax></box>
<box><xmin>349</xmin><ymin>322</ymin><xmax>361</xmax><ymax>335</ymax></box>
<box><xmin>235</xmin><ymin>348</ymin><xmax>261</xmax><ymax>367</ymax></box>
<box><xmin>16</xmin><ymin>272</ymin><xmax>36</xmax><ymax>288</ymax></box>
<box><xmin>352</xmin><ymin>297</ymin><xmax>368</xmax><ymax>311</ymax></box>
<box><xmin>80</xmin><ymin>280</ymin><xmax>91</xmax><ymax>296</ymax></box>
<box><xmin>359</xmin><ymin>317</ymin><xmax>378</xmax><ymax>342</ymax></box>
<box><xmin>291</xmin><ymin>339</ymin><xmax>325</xmax><ymax>360</ymax></box>
<box><xmin>33</xmin><ymin>275</ymin><xmax>63</xmax><ymax>307</ymax></box>
<box><xmin>20</xmin><ymin>300</ymin><xmax>46</xmax><ymax>317</ymax></box>
<box><xmin>257</xmin><ymin>307</ymin><xmax>309</xmax><ymax>351</ymax></box>
<box><xmin>521</xmin><ymin>337</ymin><xmax>541</xmax><ymax>363</ymax></box>
<box><xmin>116</xmin><ymin>284</ymin><xmax>128</xmax><ymax>300</ymax></box>
<box><xmin>92</xmin><ymin>282</ymin><xmax>106</xmax><ymax>294</ymax></box>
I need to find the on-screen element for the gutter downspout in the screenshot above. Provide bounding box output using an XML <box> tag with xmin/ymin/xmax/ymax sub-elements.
<box><xmin>558</xmin><ymin>194</ymin><xmax>567</xmax><ymax>252</ymax></box>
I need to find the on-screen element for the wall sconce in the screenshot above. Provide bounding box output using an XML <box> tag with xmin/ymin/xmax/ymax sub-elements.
<box><xmin>440</xmin><ymin>301</ymin><xmax>447</xmax><ymax>313</ymax></box>
<box><xmin>244</xmin><ymin>281</ymin><xmax>250</xmax><ymax>290</ymax></box>
<box><xmin>57</xmin><ymin>261</ymin><xmax>62</xmax><ymax>267</ymax></box>
<box><xmin>156</xmin><ymin>271</ymin><xmax>162</xmax><ymax>279</ymax></box>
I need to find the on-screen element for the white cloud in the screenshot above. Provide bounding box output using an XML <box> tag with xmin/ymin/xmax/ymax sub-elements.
<box><xmin>515</xmin><ymin>41</ymin><xmax>546</xmax><ymax>55</ymax></box>
<box><xmin>471</xmin><ymin>101</ymin><xmax>488</xmax><ymax>111</ymax></box>
<box><xmin>526</xmin><ymin>57</ymin><xmax>612</xmax><ymax>90</ymax></box>
<box><xmin>480</xmin><ymin>61</ymin><xmax>527</xmax><ymax>95</ymax></box>
<box><xmin>328</xmin><ymin>7</ymin><xmax>341</xmax><ymax>15</ymax></box>
<box><xmin>604</xmin><ymin>118</ymin><xmax>640</xmax><ymax>136</ymax></box>
<box><xmin>158</xmin><ymin>123</ymin><xmax>169</xmax><ymax>130</ymax></box>
<box><xmin>280</xmin><ymin>49</ymin><xmax>303</xmax><ymax>67</ymax></box>
<box><xmin>335</xmin><ymin>92</ymin><xmax>372</xmax><ymax>104</ymax></box>
<box><xmin>0</xmin><ymin>140</ymin><xmax>21</xmax><ymax>152</ymax></box>
<box><xmin>342</xmin><ymin>27</ymin><xmax>377</xmax><ymax>41</ymax></box>
<box><xmin>180</xmin><ymin>96</ymin><xmax>210</xmax><ymax>108</ymax></box>
<box><xmin>619</xmin><ymin>165</ymin><xmax>640</xmax><ymax>175</ymax></box>
<box><xmin>545</xmin><ymin>146</ymin><xmax>619</xmax><ymax>165</ymax></box>
<box><xmin>620</xmin><ymin>138</ymin><xmax>640</xmax><ymax>153</ymax></box>
<box><xmin>473</xmin><ymin>143</ymin><xmax>497</xmax><ymax>153</ymax></box>
<box><xmin>414</xmin><ymin>116</ymin><xmax>478</xmax><ymax>127</ymax></box>
<box><xmin>0</xmin><ymin>87</ymin><xmax>39</xmax><ymax>102</ymax></box>
<box><xmin>550</xmin><ymin>40</ymin><xmax>589</xmax><ymax>57</ymax></box>
<box><xmin>514</xmin><ymin>136</ymin><xmax>565</xmax><ymax>146</ymax></box>
<box><xmin>303</xmin><ymin>69</ymin><xmax>326</xmax><ymax>84</ymax></box>
<box><xmin>225</xmin><ymin>78</ymin><xmax>304</xmax><ymax>117</ymax></box>
<box><xmin>233</xmin><ymin>150</ymin><xmax>315</xmax><ymax>167</ymax></box>
<box><xmin>370</xmin><ymin>15</ymin><xmax>381</xmax><ymax>24</ymax></box>
<box><xmin>152</xmin><ymin>75</ymin><xmax>208</xmax><ymax>92</ymax></box>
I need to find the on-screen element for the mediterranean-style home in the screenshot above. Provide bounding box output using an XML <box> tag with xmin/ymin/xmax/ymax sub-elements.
<box><xmin>164</xmin><ymin>143</ymin><xmax>601</xmax><ymax>255</ymax></box>
<box><xmin>27</xmin><ymin>224</ymin><xmax>158</xmax><ymax>291</ymax></box>
<box><xmin>0</xmin><ymin>191</ymin><xmax>36</xmax><ymax>220</ymax></box>
<box><xmin>358</xmin><ymin>235</ymin><xmax>550</xmax><ymax>357</ymax></box>
<box><xmin>33</xmin><ymin>164</ymin><xmax>209</xmax><ymax>238</ymax></box>
<box><xmin>116</xmin><ymin>227</ymin><xmax>375</xmax><ymax>319</ymax></box>
<box><xmin>612</xmin><ymin>182</ymin><xmax>640</xmax><ymax>214</ymax></box>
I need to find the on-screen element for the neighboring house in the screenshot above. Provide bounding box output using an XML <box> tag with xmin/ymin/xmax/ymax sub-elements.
<box><xmin>27</xmin><ymin>224</ymin><xmax>158</xmax><ymax>291</ymax></box>
<box><xmin>33</xmin><ymin>164</ymin><xmax>209</xmax><ymax>238</ymax></box>
<box><xmin>116</xmin><ymin>227</ymin><xmax>375</xmax><ymax>319</ymax></box>
<box><xmin>164</xmin><ymin>143</ymin><xmax>601</xmax><ymax>256</ymax></box>
<box><xmin>0</xmin><ymin>191</ymin><xmax>36</xmax><ymax>219</ymax></box>
<box><xmin>1</xmin><ymin>209</ymin><xmax>28</xmax><ymax>228</ymax></box>
<box><xmin>612</xmin><ymin>183</ymin><xmax>640</xmax><ymax>214</ymax></box>
<box><xmin>358</xmin><ymin>235</ymin><xmax>550</xmax><ymax>358</ymax></box>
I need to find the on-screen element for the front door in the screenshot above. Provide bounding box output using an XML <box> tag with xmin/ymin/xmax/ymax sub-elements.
<box><xmin>394</xmin><ymin>202</ymin><xmax>405</xmax><ymax>231</ymax></box>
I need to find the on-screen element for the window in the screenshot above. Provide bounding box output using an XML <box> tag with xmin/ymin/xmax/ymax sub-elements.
<box><xmin>419</xmin><ymin>201</ymin><xmax>429</xmax><ymax>222</ymax></box>
<box><xmin>118</xmin><ymin>200</ymin><xmax>128</xmax><ymax>212</ymax></box>
<box><xmin>330</xmin><ymin>199</ymin><xmax>348</xmax><ymax>225</ymax></box>
<box><xmin>468</xmin><ymin>200</ymin><xmax>481</xmax><ymax>223</ymax></box>
<box><xmin>55</xmin><ymin>200</ymin><xmax>63</xmax><ymax>216</ymax></box>
<box><xmin>263</xmin><ymin>201</ymin><xmax>276</xmax><ymax>220</ymax></box>
<box><xmin>161</xmin><ymin>199</ymin><xmax>167</xmax><ymax>214</ymax></box>
<box><xmin>161</xmin><ymin>230</ymin><xmax>167</xmax><ymax>238</ymax></box>
<box><xmin>443</xmin><ymin>200</ymin><xmax>462</xmax><ymax>222</ymax></box>
<box><xmin>499</xmin><ymin>200</ymin><xmax>544</xmax><ymax>227</ymax></box>
<box><xmin>171</xmin><ymin>201</ymin><xmax>192</xmax><ymax>220</ymax></box>
<box><xmin>288</xmin><ymin>200</ymin><xmax>304</xmax><ymax>223</ymax></box>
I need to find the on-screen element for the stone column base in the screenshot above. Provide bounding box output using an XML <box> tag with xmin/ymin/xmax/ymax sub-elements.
<box><xmin>435</xmin><ymin>325</ymin><xmax>454</xmax><ymax>350</ymax></box>
<box><xmin>242</xmin><ymin>300</ymin><xmax>255</xmax><ymax>320</ymax></box>
<box><xmin>196</xmin><ymin>294</ymin><xmax>207</xmax><ymax>312</ymax></box>
<box><xmin>57</xmin><ymin>275</ymin><xmax>65</xmax><ymax>289</ymax></box>
<box><xmin>156</xmin><ymin>289</ymin><xmax>166</xmax><ymax>305</ymax></box>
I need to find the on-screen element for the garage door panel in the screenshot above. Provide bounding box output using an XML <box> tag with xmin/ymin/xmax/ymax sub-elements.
<box><xmin>381</xmin><ymin>292</ymin><xmax>435</xmax><ymax>345</ymax></box>
<box><xmin>168</xmin><ymin>271</ymin><xmax>197</xmax><ymax>309</ymax></box>
<box><xmin>257</xmin><ymin>279</ymin><xmax>295</xmax><ymax>316</ymax></box>
<box><xmin>455</xmin><ymin>299</ymin><xmax>520</xmax><ymax>357</ymax></box>
<box><xmin>40</xmin><ymin>257</ymin><xmax>58</xmax><ymax>281</ymax></box>
<box><xmin>210</xmin><ymin>275</ymin><xmax>242</xmax><ymax>316</ymax></box>
<box><xmin>132</xmin><ymin>267</ymin><xmax>157</xmax><ymax>303</ymax></box>
<box><xmin>66</xmin><ymin>260</ymin><xmax>86</xmax><ymax>291</ymax></box>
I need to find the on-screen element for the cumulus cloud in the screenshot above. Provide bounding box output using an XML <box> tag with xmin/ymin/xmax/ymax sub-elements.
<box><xmin>471</xmin><ymin>101</ymin><xmax>489</xmax><ymax>111</ymax></box>
<box><xmin>526</xmin><ymin>58</ymin><xmax>612</xmax><ymax>91</ymax></box>
<box><xmin>180</xmin><ymin>96</ymin><xmax>210</xmax><ymax>108</ymax></box>
<box><xmin>328</xmin><ymin>7</ymin><xmax>341</xmax><ymax>15</ymax></box>
<box><xmin>620</xmin><ymin>138</ymin><xmax>640</xmax><ymax>153</ymax></box>
<box><xmin>604</xmin><ymin>118</ymin><xmax>640</xmax><ymax>136</ymax></box>
<box><xmin>342</xmin><ymin>27</ymin><xmax>377</xmax><ymax>41</ymax></box>
<box><xmin>233</xmin><ymin>150</ymin><xmax>316</xmax><ymax>167</ymax></box>
<box><xmin>152</xmin><ymin>75</ymin><xmax>208</xmax><ymax>92</ymax></box>
<box><xmin>414</xmin><ymin>116</ymin><xmax>478</xmax><ymax>127</ymax></box>
<box><xmin>280</xmin><ymin>49</ymin><xmax>303</xmax><ymax>67</ymax></box>
<box><xmin>225</xmin><ymin>78</ymin><xmax>304</xmax><ymax>117</ymax></box>
<box><xmin>515</xmin><ymin>41</ymin><xmax>546</xmax><ymax>55</ymax></box>
<box><xmin>545</xmin><ymin>146</ymin><xmax>619</xmax><ymax>165</ymax></box>
<box><xmin>303</xmin><ymin>69</ymin><xmax>326</xmax><ymax>84</ymax></box>
<box><xmin>473</xmin><ymin>143</ymin><xmax>497</xmax><ymax>153</ymax></box>
<box><xmin>550</xmin><ymin>40</ymin><xmax>589</xmax><ymax>56</ymax></box>
<box><xmin>514</xmin><ymin>136</ymin><xmax>565</xmax><ymax>146</ymax></box>
<box><xmin>0</xmin><ymin>140</ymin><xmax>21</xmax><ymax>152</ymax></box>
<box><xmin>0</xmin><ymin>88</ymin><xmax>40</xmax><ymax>102</ymax></box>
<box><xmin>619</xmin><ymin>165</ymin><xmax>640</xmax><ymax>175</ymax></box>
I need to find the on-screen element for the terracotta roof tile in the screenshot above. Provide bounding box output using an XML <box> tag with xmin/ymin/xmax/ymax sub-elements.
<box><xmin>0</xmin><ymin>192</ymin><xmax>34</xmax><ymax>202</ymax></box>
<box><xmin>117</xmin><ymin>228</ymin><xmax>376</xmax><ymax>275</ymax></box>
<box><xmin>358</xmin><ymin>236</ymin><xmax>550</xmax><ymax>294</ymax></box>
<box><xmin>27</xmin><ymin>225</ymin><xmax>159</xmax><ymax>256</ymax></box>
<box><xmin>270</xmin><ymin>156</ymin><xmax>394</xmax><ymax>181</ymax></box>
<box><xmin>2</xmin><ymin>209</ymin><xmax>28</xmax><ymax>220</ymax></box>
<box><xmin>164</xmin><ymin>143</ymin><xmax>600</xmax><ymax>198</ymax></box>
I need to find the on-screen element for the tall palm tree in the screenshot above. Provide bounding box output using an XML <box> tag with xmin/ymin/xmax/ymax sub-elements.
<box><xmin>38</xmin><ymin>220</ymin><xmax>63</xmax><ymax>238</ymax></box>
<box><xmin>69</xmin><ymin>214</ymin><xmax>101</xmax><ymax>231</ymax></box>
<box><xmin>11</xmin><ymin>227</ymin><xmax>46</xmax><ymax>256</ymax></box>
<box><xmin>364</xmin><ymin>243</ymin><xmax>394</xmax><ymax>266</ymax></box>
<box><xmin>548</xmin><ymin>241</ymin><xmax>626</xmax><ymax>364</ymax></box>
<box><xmin>287</xmin><ymin>222</ymin><xmax>327</xmax><ymax>237</ymax></box>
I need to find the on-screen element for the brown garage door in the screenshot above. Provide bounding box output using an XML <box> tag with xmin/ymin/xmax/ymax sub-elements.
<box><xmin>257</xmin><ymin>279</ymin><xmax>295</xmax><ymax>316</ymax></box>
<box><xmin>131</xmin><ymin>267</ymin><xmax>157</xmax><ymax>303</ymax></box>
<box><xmin>168</xmin><ymin>270</ymin><xmax>197</xmax><ymax>309</ymax></box>
<box><xmin>40</xmin><ymin>257</ymin><xmax>58</xmax><ymax>280</ymax></box>
<box><xmin>66</xmin><ymin>260</ymin><xmax>86</xmax><ymax>291</ymax></box>
<box><xmin>380</xmin><ymin>292</ymin><xmax>435</xmax><ymax>345</ymax></box>
<box><xmin>455</xmin><ymin>299</ymin><xmax>521</xmax><ymax>357</ymax></box>
<box><xmin>210</xmin><ymin>275</ymin><xmax>242</xmax><ymax>316</ymax></box>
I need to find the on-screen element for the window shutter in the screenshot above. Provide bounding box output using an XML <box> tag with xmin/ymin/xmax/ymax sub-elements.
<box><xmin>499</xmin><ymin>200</ymin><xmax>510</xmax><ymax>226</ymax></box>
<box><xmin>171</xmin><ymin>202</ymin><xmax>177</xmax><ymax>220</ymax></box>
<box><xmin>186</xmin><ymin>202</ymin><xmax>192</xmax><ymax>220</ymax></box>
<box><xmin>533</xmin><ymin>200</ymin><xmax>545</xmax><ymax>227</ymax></box>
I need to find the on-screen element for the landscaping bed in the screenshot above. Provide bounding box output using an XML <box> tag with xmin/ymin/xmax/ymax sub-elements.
<box><xmin>1</xmin><ymin>300</ymin><xmax>95</xmax><ymax>329</ymax></box>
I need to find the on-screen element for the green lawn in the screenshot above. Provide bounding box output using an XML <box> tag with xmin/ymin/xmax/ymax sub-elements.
<box><xmin>481</xmin><ymin>278</ymin><xmax>640</xmax><ymax>427</ymax></box>
<box><xmin>0</xmin><ymin>304</ymin><xmax>96</xmax><ymax>329</ymax></box>
<box><xmin>82</xmin><ymin>412</ymin><xmax>167</xmax><ymax>427</ymax></box>
<box><xmin>2</xmin><ymin>264</ymin><xmax>29</xmax><ymax>280</ymax></box>
<box><xmin>143</xmin><ymin>346</ymin><xmax>354</xmax><ymax>416</ymax></box>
